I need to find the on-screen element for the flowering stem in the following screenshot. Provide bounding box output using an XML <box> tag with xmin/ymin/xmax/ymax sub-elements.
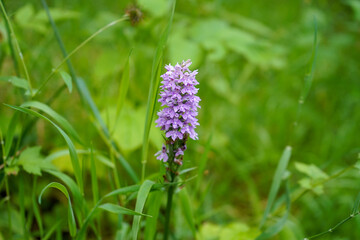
<box><xmin>164</xmin><ymin>171</ymin><xmax>176</xmax><ymax>240</ymax></box>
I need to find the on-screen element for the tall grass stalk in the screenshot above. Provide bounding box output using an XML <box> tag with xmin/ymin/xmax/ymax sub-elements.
<box><xmin>0</xmin><ymin>0</ymin><xmax>33</xmax><ymax>96</ymax></box>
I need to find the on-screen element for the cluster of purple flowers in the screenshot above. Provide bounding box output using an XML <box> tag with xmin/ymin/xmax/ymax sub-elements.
<box><xmin>155</xmin><ymin>59</ymin><xmax>200</xmax><ymax>165</ymax></box>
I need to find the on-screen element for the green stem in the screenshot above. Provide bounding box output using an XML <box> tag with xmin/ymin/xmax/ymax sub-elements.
<box><xmin>164</xmin><ymin>172</ymin><xmax>176</xmax><ymax>240</ymax></box>
<box><xmin>0</xmin><ymin>0</ymin><xmax>33</xmax><ymax>96</ymax></box>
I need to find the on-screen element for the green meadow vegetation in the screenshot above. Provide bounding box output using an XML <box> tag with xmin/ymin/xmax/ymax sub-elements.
<box><xmin>0</xmin><ymin>0</ymin><xmax>360</xmax><ymax>239</ymax></box>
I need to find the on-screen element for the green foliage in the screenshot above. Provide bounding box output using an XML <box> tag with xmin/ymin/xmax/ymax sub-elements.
<box><xmin>0</xmin><ymin>0</ymin><xmax>359</xmax><ymax>239</ymax></box>
<box><xmin>17</xmin><ymin>146</ymin><xmax>53</xmax><ymax>175</ymax></box>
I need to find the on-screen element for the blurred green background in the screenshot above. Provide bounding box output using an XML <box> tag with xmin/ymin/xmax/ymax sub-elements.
<box><xmin>1</xmin><ymin>0</ymin><xmax>360</xmax><ymax>239</ymax></box>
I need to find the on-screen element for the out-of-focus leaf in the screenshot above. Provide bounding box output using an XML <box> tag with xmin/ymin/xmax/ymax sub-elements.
<box><xmin>294</xmin><ymin>162</ymin><xmax>328</xmax><ymax>180</ymax></box>
<box><xmin>59</xmin><ymin>71</ymin><xmax>73</xmax><ymax>93</ymax></box>
<box><xmin>138</xmin><ymin>0</ymin><xmax>168</xmax><ymax>17</ymax></box>
<box><xmin>18</xmin><ymin>146</ymin><xmax>54</xmax><ymax>175</ymax></box>
<box><xmin>0</xmin><ymin>76</ymin><xmax>30</xmax><ymax>91</ymax></box>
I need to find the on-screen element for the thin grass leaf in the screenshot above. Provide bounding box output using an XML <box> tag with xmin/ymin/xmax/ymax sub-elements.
<box><xmin>41</xmin><ymin>0</ymin><xmax>138</xmax><ymax>183</ymax></box>
<box><xmin>99</xmin><ymin>203</ymin><xmax>151</xmax><ymax>217</ymax></box>
<box><xmin>59</xmin><ymin>70</ymin><xmax>72</xmax><ymax>93</ymax></box>
<box><xmin>19</xmin><ymin>174</ymin><xmax>28</xmax><ymax>240</ymax></box>
<box><xmin>299</xmin><ymin>18</ymin><xmax>318</xmax><ymax>104</ymax></box>
<box><xmin>77</xmin><ymin>184</ymin><xmax>144</xmax><ymax>240</ymax></box>
<box><xmin>259</xmin><ymin>146</ymin><xmax>292</xmax><ymax>228</ymax></box>
<box><xmin>0</xmin><ymin>0</ymin><xmax>33</xmax><ymax>96</ymax></box>
<box><xmin>256</xmin><ymin>182</ymin><xmax>291</xmax><ymax>240</ymax></box>
<box><xmin>90</xmin><ymin>145</ymin><xmax>99</xmax><ymax>205</ymax></box>
<box><xmin>37</xmin><ymin>0</ymin><xmax>127</xmax><ymax>95</ymax></box>
<box><xmin>352</xmin><ymin>191</ymin><xmax>360</xmax><ymax>215</ymax></box>
<box><xmin>179</xmin><ymin>188</ymin><xmax>196</xmax><ymax>236</ymax></box>
<box><xmin>144</xmin><ymin>191</ymin><xmax>163</xmax><ymax>240</ymax></box>
<box><xmin>141</xmin><ymin>0</ymin><xmax>176</xmax><ymax>181</ymax></box>
<box><xmin>132</xmin><ymin>180</ymin><xmax>155</xmax><ymax>240</ymax></box>
<box><xmin>21</xmin><ymin>101</ymin><xmax>82</xmax><ymax>144</ymax></box>
<box><xmin>4</xmin><ymin>112</ymin><xmax>19</xmax><ymax>159</ymax></box>
<box><xmin>112</xmin><ymin>50</ymin><xmax>132</xmax><ymax>136</ymax></box>
<box><xmin>32</xmin><ymin>177</ymin><xmax>43</xmax><ymax>237</ymax></box>
<box><xmin>39</xmin><ymin>182</ymin><xmax>77</xmax><ymax>237</ymax></box>
<box><xmin>44</xmin><ymin>169</ymin><xmax>86</xmax><ymax>223</ymax></box>
<box><xmin>42</xmin><ymin>219</ymin><xmax>63</xmax><ymax>240</ymax></box>
<box><xmin>5</xmin><ymin>104</ymin><xmax>83</xmax><ymax>192</ymax></box>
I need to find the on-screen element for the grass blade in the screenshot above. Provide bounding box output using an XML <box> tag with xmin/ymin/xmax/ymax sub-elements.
<box><xmin>42</xmin><ymin>219</ymin><xmax>63</xmax><ymax>240</ymax></box>
<box><xmin>90</xmin><ymin>145</ymin><xmax>99</xmax><ymax>205</ymax></box>
<box><xmin>352</xmin><ymin>191</ymin><xmax>360</xmax><ymax>215</ymax></box>
<box><xmin>99</xmin><ymin>203</ymin><xmax>151</xmax><ymax>217</ymax></box>
<box><xmin>144</xmin><ymin>191</ymin><xmax>163</xmax><ymax>240</ymax></box>
<box><xmin>112</xmin><ymin>50</ymin><xmax>132</xmax><ymax>136</ymax></box>
<box><xmin>39</xmin><ymin>182</ymin><xmax>77</xmax><ymax>237</ymax></box>
<box><xmin>32</xmin><ymin>177</ymin><xmax>43</xmax><ymax>237</ymax></box>
<box><xmin>21</xmin><ymin>101</ymin><xmax>83</xmax><ymax>144</ymax></box>
<box><xmin>299</xmin><ymin>18</ymin><xmax>318</xmax><ymax>104</ymax></box>
<box><xmin>180</xmin><ymin>188</ymin><xmax>196</xmax><ymax>236</ymax></box>
<box><xmin>256</xmin><ymin>182</ymin><xmax>291</xmax><ymax>240</ymax></box>
<box><xmin>5</xmin><ymin>104</ymin><xmax>83</xmax><ymax>193</ymax></box>
<box><xmin>141</xmin><ymin>0</ymin><xmax>176</xmax><ymax>181</ymax></box>
<box><xmin>259</xmin><ymin>146</ymin><xmax>292</xmax><ymax>228</ymax></box>
<box><xmin>41</xmin><ymin>0</ymin><xmax>138</xmax><ymax>183</ymax></box>
<box><xmin>132</xmin><ymin>180</ymin><xmax>155</xmax><ymax>240</ymax></box>
<box><xmin>4</xmin><ymin>112</ymin><xmax>19</xmax><ymax>159</ymax></box>
<box><xmin>59</xmin><ymin>71</ymin><xmax>73</xmax><ymax>93</ymax></box>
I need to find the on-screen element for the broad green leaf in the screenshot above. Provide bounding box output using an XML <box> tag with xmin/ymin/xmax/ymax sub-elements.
<box><xmin>5</xmin><ymin>104</ymin><xmax>83</xmax><ymax>192</ymax></box>
<box><xmin>132</xmin><ymin>180</ymin><xmax>155</xmax><ymax>240</ymax></box>
<box><xmin>18</xmin><ymin>146</ymin><xmax>54</xmax><ymax>175</ymax></box>
<box><xmin>260</xmin><ymin>146</ymin><xmax>292</xmax><ymax>228</ymax></box>
<box><xmin>98</xmin><ymin>203</ymin><xmax>150</xmax><ymax>217</ymax></box>
<box><xmin>59</xmin><ymin>71</ymin><xmax>73</xmax><ymax>93</ymax></box>
<box><xmin>39</xmin><ymin>182</ymin><xmax>77</xmax><ymax>237</ymax></box>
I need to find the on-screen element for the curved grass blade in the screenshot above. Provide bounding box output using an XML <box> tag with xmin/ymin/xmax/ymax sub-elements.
<box><xmin>41</xmin><ymin>0</ymin><xmax>138</xmax><ymax>183</ymax></box>
<box><xmin>259</xmin><ymin>146</ymin><xmax>292</xmax><ymax>228</ymax></box>
<box><xmin>256</xmin><ymin>182</ymin><xmax>291</xmax><ymax>240</ymax></box>
<box><xmin>39</xmin><ymin>182</ymin><xmax>77</xmax><ymax>237</ymax></box>
<box><xmin>144</xmin><ymin>191</ymin><xmax>163</xmax><ymax>240</ymax></box>
<box><xmin>99</xmin><ymin>203</ymin><xmax>151</xmax><ymax>217</ymax></box>
<box><xmin>5</xmin><ymin>104</ymin><xmax>83</xmax><ymax>192</ymax></box>
<box><xmin>21</xmin><ymin>101</ymin><xmax>82</xmax><ymax>144</ymax></box>
<box><xmin>141</xmin><ymin>0</ymin><xmax>177</xmax><ymax>181</ymax></box>
<box><xmin>44</xmin><ymin>169</ymin><xmax>86</xmax><ymax>223</ymax></box>
<box><xmin>132</xmin><ymin>180</ymin><xmax>155</xmax><ymax>240</ymax></box>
